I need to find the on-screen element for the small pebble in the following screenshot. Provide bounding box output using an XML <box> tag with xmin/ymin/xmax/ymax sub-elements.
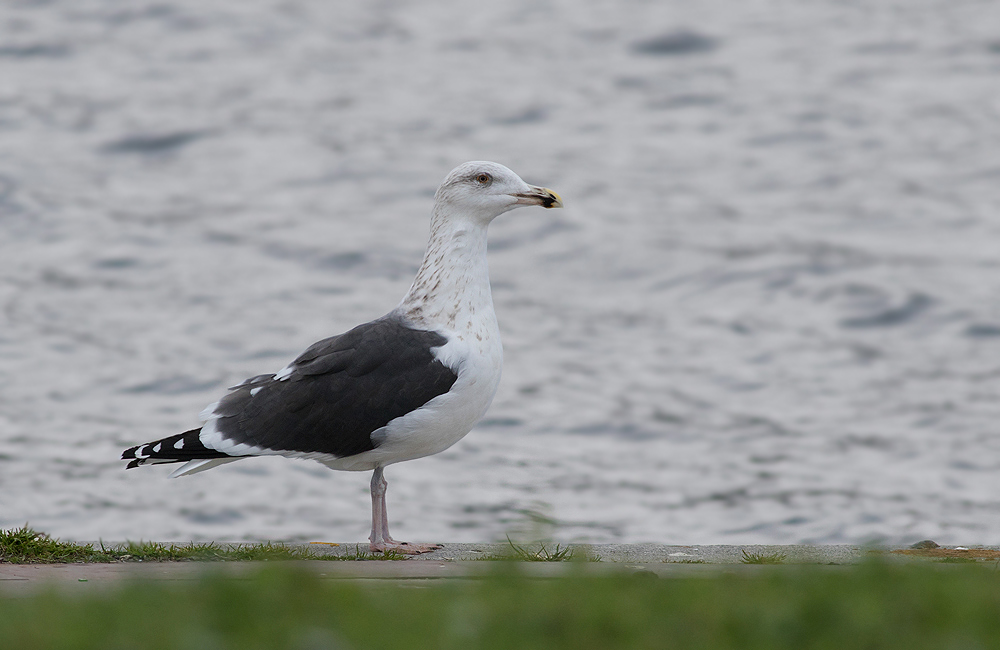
<box><xmin>910</xmin><ymin>540</ymin><xmax>939</xmax><ymax>549</ymax></box>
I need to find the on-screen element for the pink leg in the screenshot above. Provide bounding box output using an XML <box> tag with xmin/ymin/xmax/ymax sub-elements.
<box><xmin>367</xmin><ymin>467</ymin><xmax>443</xmax><ymax>555</ymax></box>
<box><xmin>368</xmin><ymin>467</ymin><xmax>391</xmax><ymax>545</ymax></box>
<box><xmin>379</xmin><ymin>479</ymin><xmax>394</xmax><ymax>543</ymax></box>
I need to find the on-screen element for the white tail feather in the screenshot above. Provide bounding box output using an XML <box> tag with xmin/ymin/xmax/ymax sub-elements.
<box><xmin>169</xmin><ymin>458</ymin><xmax>240</xmax><ymax>478</ymax></box>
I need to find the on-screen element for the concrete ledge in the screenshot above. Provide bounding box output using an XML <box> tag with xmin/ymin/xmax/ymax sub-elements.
<box><xmin>2</xmin><ymin>543</ymin><xmax>996</xmax><ymax>596</ymax></box>
<box><xmin>306</xmin><ymin>541</ymin><xmax>1000</xmax><ymax>564</ymax></box>
<box><xmin>305</xmin><ymin>542</ymin><xmax>864</xmax><ymax>563</ymax></box>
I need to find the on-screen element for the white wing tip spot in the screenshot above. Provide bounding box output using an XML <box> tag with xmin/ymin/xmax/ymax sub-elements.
<box><xmin>274</xmin><ymin>365</ymin><xmax>294</xmax><ymax>381</ymax></box>
<box><xmin>250</xmin><ymin>387</ymin><xmax>262</xmax><ymax>397</ymax></box>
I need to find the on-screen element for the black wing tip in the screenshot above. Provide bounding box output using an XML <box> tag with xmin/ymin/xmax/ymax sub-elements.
<box><xmin>121</xmin><ymin>428</ymin><xmax>229</xmax><ymax>470</ymax></box>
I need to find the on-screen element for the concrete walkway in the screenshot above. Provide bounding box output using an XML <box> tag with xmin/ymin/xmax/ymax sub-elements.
<box><xmin>304</xmin><ymin>540</ymin><xmax>1000</xmax><ymax>563</ymax></box>
<box><xmin>2</xmin><ymin>543</ymin><xmax>996</xmax><ymax>596</ymax></box>
<box><xmin>306</xmin><ymin>541</ymin><xmax>863</xmax><ymax>563</ymax></box>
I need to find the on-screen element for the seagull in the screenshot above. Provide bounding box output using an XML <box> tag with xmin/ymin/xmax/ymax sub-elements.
<box><xmin>122</xmin><ymin>161</ymin><xmax>563</xmax><ymax>554</ymax></box>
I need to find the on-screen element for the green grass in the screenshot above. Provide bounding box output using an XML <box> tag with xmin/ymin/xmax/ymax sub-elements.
<box><xmin>0</xmin><ymin>526</ymin><xmax>117</xmax><ymax>563</ymax></box>
<box><xmin>477</xmin><ymin>537</ymin><xmax>588</xmax><ymax>561</ymax></box>
<box><xmin>3</xmin><ymin>561</ymin><xmax>1000</xmax><ymax>649</ymax></box>
<box><xmin>740</xmin><ymin>548</ymin><xmax>788</xmax><ymax>564</ymax></box>
<box><xmin>0</xmin><ymin>526</ymin><xmax>405</xmax><ymax>563</ymax></box>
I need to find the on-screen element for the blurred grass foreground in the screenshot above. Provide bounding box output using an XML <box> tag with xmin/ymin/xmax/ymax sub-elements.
<box><xmin>3</xmin><ymin>562</ymin><xmax>1000</xmax><ymax>649</ymax></box>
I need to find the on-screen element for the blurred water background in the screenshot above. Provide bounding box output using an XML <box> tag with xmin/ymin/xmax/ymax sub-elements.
<box><xmin>1</xmin><ymin>0</ymin><xmax>999</xmax><ymax>545</ymax></box>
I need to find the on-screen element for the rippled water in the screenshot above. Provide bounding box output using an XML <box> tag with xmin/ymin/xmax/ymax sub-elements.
<box><xmin>2</xmin><ymin>0</ymin><xmax>999</xmax><ymax>545</ymax></box>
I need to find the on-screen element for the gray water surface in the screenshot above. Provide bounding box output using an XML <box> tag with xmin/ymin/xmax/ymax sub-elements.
<box><xmin>1</xmin><ymin>0</ymin><xmax>999</xmax><ymax>545</ymax></box>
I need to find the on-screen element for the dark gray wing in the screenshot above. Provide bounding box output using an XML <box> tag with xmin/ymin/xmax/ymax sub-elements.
<box><xmin>208</xmin><ymin>317</ymin><xmax>458</xmax><ymax>458</ymax></box>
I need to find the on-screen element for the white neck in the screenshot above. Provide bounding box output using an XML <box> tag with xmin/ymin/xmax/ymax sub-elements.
<box><xmin>397</xmin><ymin>206</ymin><xmax>496</xmax><ymax>333</ymax></box>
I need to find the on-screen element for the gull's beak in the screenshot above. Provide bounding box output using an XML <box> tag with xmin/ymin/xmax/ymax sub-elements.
<box><xmin>513</xmin><ymin>185</ymin><xmax>563</xmax><ymax>209</ymax></box>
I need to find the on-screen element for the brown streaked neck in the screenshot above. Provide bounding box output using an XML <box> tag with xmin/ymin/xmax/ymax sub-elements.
<box><xmin>397</xmin><ymin>208</ymin><xmax>495</xmax><ymax>332</ymax></box>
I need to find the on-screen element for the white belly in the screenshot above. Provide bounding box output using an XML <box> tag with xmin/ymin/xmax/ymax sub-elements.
<box><xmin>319</xmin><ymin>326</ymin><xmax>502</xmax><ymax>471</ymax></box>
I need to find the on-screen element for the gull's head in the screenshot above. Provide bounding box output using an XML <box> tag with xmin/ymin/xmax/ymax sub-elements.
<box><xmin>434</xmin><ymin>161</ymin><xmax>563</xmax><ymax>224</ymax></box>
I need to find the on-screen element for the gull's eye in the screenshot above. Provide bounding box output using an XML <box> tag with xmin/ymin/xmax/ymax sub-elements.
<box><xmin>475</xmin><ymin>173</ymin><xmax>492</xmax><ymax>185</ymax></box>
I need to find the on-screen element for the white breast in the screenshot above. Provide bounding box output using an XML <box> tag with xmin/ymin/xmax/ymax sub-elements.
<box><xmin>319</xmin><ymin>319</ymin><xmax>502</xmax><ymax>472</ymax></box>
<box><xmin>319</xmin><ymin>203</ymin><xmax>504</xmax><ymax>471</ymax></box>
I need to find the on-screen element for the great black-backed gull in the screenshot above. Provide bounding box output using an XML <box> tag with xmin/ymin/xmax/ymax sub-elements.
<box><xmin>122</xmin><ymin>161</ymin><xmax>563</xmax><ymax>554</ymax></box>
